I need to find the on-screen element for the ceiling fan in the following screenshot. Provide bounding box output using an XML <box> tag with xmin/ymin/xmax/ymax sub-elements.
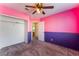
<box><xmin>25</xmin><ymin>3</ymin><xmax>54</xmax><ymax>15</ymax></box>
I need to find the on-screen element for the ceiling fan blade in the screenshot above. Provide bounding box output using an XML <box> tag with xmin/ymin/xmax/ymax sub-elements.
<box><xmin>42</xmin><ymin>11</ymin><xmax>45</xmax><ymax>15</ymax></box>
<box><xmin>25</xmin><ymin>8</ymin><xmax>29</xmax><ymax>10</ymax></box>
<box><xmin>32</xmin><ymin>10</ymin><xmax>37</xmax><ymax>14</ymax></box>
<box><xmin>42</xmin><ymin>6</ymin><xmax>54</xmax><ymax>9</ymax></box>
<box><xmin>36</xmin><ymin>3</ymin><xmax>39</xmax><ymax>7</ymax></box>
<box><xmin>25</xmin><ymin>5</ymin><xmax>35</xmax><ymax>8</ymax></box>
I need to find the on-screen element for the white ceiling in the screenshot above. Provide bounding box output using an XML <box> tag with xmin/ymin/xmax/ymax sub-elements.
<box><xmin>1</xmin><ymin>3</ymin><xmax>78</xmax><ymax>18</ymax></box>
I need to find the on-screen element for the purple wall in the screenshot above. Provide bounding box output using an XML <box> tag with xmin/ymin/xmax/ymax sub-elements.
<box><xmin>44</xmin><ymin>32</ymin><xmax>79</xmax><ymax>50</ymax></box>
<box><xmin>41</xmin><ymin>6</ymin><xmax>79</xmax><ymax>51</ymax></box>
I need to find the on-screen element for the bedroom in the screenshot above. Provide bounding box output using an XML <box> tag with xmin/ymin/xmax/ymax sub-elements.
<box><xmin>0</xmin><ymin>3</ymin><xmax>79</xmax><ymax>56</ymax></box>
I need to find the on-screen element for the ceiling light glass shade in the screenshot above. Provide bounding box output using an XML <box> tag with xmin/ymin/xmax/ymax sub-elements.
<box><xmin>36</xmin><ymin>8</ymin><xmax>40</xmax><ymax>13</ymax></box>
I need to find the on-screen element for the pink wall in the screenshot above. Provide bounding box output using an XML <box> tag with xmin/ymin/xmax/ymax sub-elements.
<box><xmin>0</xmin><ymin>5</ymin><xmax>29</xmax><ymax>20</ymax></box>
<box><xmin>1</xmin><ymin>4</ymin><xmax>79</xmax><ymax>33</ymax></box>
<box><xmin>0</xmin><ymin>4</ymin><xmax>30</xmax><ymax>32</ymax></box>
<box><xmin>41</xmin><ymin>6</ymin><xmax>79</xmax><ymax>33</ymax></box>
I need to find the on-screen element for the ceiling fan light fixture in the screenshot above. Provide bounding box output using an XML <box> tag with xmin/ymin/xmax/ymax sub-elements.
<box><xmin>25</xmin><ymin>3</ymin><xmax>54</xmax><ymax>15</ymax></box>
<box><xmin>36</xmin><ymin>8</ymin><xmax>41</xmax><ymax>13</ymax></box>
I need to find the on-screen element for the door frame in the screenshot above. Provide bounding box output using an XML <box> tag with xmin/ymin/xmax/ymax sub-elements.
<box><xmin>31</xmin><ymin>21</ymin><xmax>44</xmax><ymax>41</ymax></box>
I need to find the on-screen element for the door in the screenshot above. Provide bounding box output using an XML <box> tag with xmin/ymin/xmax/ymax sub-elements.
<box><xmin>32</xmin><ymin>22</ymin><xmax>38</xmax><ymax>40</ymax></box>
<box><xmin>32</xmin><ymin>22</ymin><xmax>44</xmax><ymax>41</ymax></box>
<box><xmin>0</xmin><ymin>15</ymin><xmax>28</xmax><ymax>49</ymax></box>
<box><xmin>38</xmin><ymin>22</ymin><xmax>44</xmax><ymax>41</ymax></box>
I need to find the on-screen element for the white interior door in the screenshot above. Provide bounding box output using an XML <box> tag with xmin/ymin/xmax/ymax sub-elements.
<box><xmin>0</xmin><ymin>15</ymin><xmax>28</xmax><ymax>49</ymax></box>
<box><xmin>38</xmin><ymin>22</ymin><xmax>44</xmax><ymax>41</ymax></box>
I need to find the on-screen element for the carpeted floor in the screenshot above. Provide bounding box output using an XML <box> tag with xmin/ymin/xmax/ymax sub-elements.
<box><xmin>0</xmin><ymin>40</ymin><xmax>79</xmax><ymax>56</ymax></box>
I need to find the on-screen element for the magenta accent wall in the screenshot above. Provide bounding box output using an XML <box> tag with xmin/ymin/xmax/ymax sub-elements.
<box><xmin>41</xmin><ymin>6</ymin><xmax>79</xmax><ymax>33</ymax></box>
<box><xmin>71</xmin><ymin>6</ymin><xmax>79</xmax><ymax>33</ymax></box>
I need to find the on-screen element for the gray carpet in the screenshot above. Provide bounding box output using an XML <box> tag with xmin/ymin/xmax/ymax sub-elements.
<box><xmin>0</xmin><ymin>40</ymin><xmax>79</xmax><ymax>56</ymax></box>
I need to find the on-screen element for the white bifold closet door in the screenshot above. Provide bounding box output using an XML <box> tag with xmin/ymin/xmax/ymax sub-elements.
<box><xmin>0</xmin><ymin>15</ymin><xmax>28</xmax><ymax>49</ymax></box>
